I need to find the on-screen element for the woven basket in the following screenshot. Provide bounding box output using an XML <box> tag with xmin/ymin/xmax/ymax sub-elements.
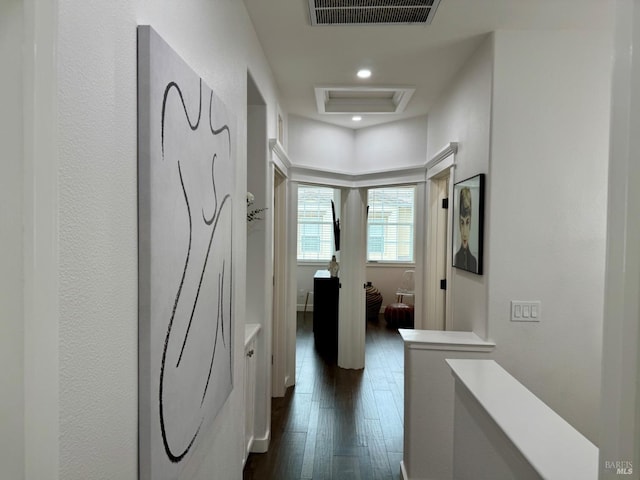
<box><xmin>365</xmin><ymin>282</ymin><xmax>383</xmax><ymax>322</ymax></box>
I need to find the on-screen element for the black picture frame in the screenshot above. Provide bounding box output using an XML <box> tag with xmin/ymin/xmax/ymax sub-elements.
<box><xmin>452</xmin><ymin>173</ymin><xmax>485</xmax><ymax>275</ymax></box>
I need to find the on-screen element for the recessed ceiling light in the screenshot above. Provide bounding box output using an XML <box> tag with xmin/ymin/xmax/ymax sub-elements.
<box><xmin>357</xmin><ymin>69</ymin><xmax>371</xmax><ymax>79</ymax></box>
<box><xmin>352</xmin><ymin>115</ymin><xmax>362</xmax><ymax>121</ymax></box>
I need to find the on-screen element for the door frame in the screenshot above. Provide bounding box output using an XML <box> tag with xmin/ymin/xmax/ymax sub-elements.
<box><xmin>424</xmin><ymin>142</ymin><xmax>457</xmax><ymax>330</ymax></box>
<box><xmin>426</xmin><ymin>174</ymin><xmax>449</xmax><ymax>330</ymax></box>
<box><xmin>269</xmin><ymin>140</ymin><xmax>293</xmax><ymax>397</ymax></box>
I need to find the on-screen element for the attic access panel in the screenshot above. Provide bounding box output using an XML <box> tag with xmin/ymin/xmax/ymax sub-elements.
<box><xmin>308</xmin><ymin>0</ymin><xmax>442</xmax><ymax>26</ymax></box>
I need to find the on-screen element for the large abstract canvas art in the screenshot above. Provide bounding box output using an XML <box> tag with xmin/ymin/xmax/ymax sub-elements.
<box><xmin>137</xmin><ymin>26</ymin><xmax>234</xmax><ymax>480</ymax></box>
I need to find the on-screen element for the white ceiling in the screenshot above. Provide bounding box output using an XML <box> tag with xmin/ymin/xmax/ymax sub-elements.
<box><xmin>242</xmin><ymin>0</ymin><xmax>611</xmax><ymax>130</ymax></box>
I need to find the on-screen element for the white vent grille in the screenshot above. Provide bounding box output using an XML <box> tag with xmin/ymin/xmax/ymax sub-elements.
<box><xmin>308</xmin><ymin>0</ymin><xmax>442</xmax><ymax>26</ymax></box>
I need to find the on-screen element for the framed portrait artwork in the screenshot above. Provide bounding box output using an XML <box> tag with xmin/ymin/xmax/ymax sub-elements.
<box><xmin>452</xmin><ymin>173</ymin><xmax>485</xmax><ymax>275</ymax></box>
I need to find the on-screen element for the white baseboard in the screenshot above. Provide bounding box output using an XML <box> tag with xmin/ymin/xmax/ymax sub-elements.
<box><xmin>243</xmin><ymin>436</ymin><xmax>254</xmax><ymax>467</ymax></box>
<box><xmin>299</xmin><ymin>304</ymin><xmax>389</xmax><ymax>313</ymax></box>
<box><xmin>284</xmin><ymin>374</ymin><xmax>293</xmax><ymax>388</ymax></box>
<box><xmin>400</xmin><ymin>460</ymin><xmax>410</xmax><ymax>480</ymax></box>
<box><xmin>299</xmin><ymin>304</ymin><xmax>387</xmax><ymax>313</ymax></box>
<box><xmin>400</xmin><ymin>460</ymin><xmax>447</xmax><ymax>480</ymax></box>
<box><xmin>250</xmin><ymin>430</ymin><xmax>270</xmax><ymax>453</ymax></box>
<box><xmin>296</xmin><ymin>303</ymin><xmax>313</xmax><ymax>312</ymax></box>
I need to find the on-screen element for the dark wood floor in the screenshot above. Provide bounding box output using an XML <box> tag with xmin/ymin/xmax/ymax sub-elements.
<box><xmin>243</xmin><ymin>312</ymin><xmax>405</xmax><ymax>480</ymax></box>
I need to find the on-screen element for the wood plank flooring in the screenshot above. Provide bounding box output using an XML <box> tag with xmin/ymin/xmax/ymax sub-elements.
<box><xmin>243</xmin><ymin>312</ymin><xmax>405</xmax><ymax>480</ymax></box>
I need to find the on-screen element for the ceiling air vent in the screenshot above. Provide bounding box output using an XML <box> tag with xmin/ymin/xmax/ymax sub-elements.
<box><xmin>308</xmin><ymin>0</ymin><xmax>442</xmax><ymax>26</ymax></box>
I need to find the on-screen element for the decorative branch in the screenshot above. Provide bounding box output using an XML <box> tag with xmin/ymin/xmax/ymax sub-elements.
<box><xmin>247</xmin><ymin>192</ymin><xmax>267</xmax><ymax>222</ymax></box>
<box><xmin>331</xmin><ymin>200</ymin><xmax>340</xmax><ymax>251</ymax></box>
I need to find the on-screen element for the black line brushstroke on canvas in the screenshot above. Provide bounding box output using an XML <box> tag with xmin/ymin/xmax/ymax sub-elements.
<box><xmin>157</xmin><ymin>79</ymin><xmax>233</xmax><ymax>464</ymax></box>
<box><xmin>228</xmin><ymin>230</ymin><xmax>233</xmax><ymax>380</ymax></box>
<box><xmin>175</xmin><ymin>154</ymin><xmax>230</xmax><ymax>368</ymax></box>
<box><xmin>161</xmin><ymin>79</ymin><xmax>202</xmax><ymax>158</ymax></box>
<box><xmin>201</xmin><ymin>260</ymin><xmax>225</xmax><ymax>406</ymax></box>
<box><xmin>209</xmin><ymin>91</ymin><xmax>231</xmax><ymax>155</ymax></box>
<box><xmin>202</xmin><ymin>154</ymin><xmax>219</xmax><ymax>226</ymax></box>
<box><xmin>158</xmin><ymin>161</ymin><xmax>201</xmax><ymax>463</ymax></box>
<box><xmin>176</xmin><ymin>191</ymin><xmax>231</xmax><ymax>369</ymax></box>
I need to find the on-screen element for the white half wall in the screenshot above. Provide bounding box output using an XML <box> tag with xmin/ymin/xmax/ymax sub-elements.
<box><xmin>488</xmin><ymin>29</ymin><xmax>612</xmax><ymax>443</ymax></box>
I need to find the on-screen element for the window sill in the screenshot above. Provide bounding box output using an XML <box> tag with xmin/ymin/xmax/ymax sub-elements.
<box><xmin>366</xmin><ymin>262</ymin><xmax>415</xmax><ymax>268</ymax></box>
<box><xmin>297</xmin><ymin>261</ymin><xmax>415</xmax><ymax>268</ymax></box>
<box><xmin>297</xmin><ymin>261</ymin><xmax>331</xmax><ymax>267</ymax></box>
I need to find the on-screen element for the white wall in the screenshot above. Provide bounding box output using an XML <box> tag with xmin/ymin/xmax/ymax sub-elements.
<box><xmin>296</xmin><ymin>264</ymin><xmax>322</xmax><ymax>310</ymax></box>
<box><xmin>366</xmin><ymin>265</ymin><xmax>415</xmax><ymax>309</ymax></box>
<box><xmin>0</xmin><ymin>1</ymin><xmax>24</xmax><ymax>478</ymax></box>
<box><xmin>18</xmin><ymin>1</ymin><xmax>284</xmax><ymax>479</ymax></box>
<box><xmin>23</xmin><ymin>0</ymin><xmax>61</xmax><ymax>475</ymax></box>
<box><xmin>290</xmin><ymin>117</ymin><xmax>428</xmax><ymax>316</ymax></box>
<box><xmin>488</xmin><ymin>30</ymin><xmax>612</xmax><ymax>443</ymax></box>
<box><xmin>354</xmin><ymin>116</ymin><xmax>429</xmax><ymax>172</ymax></box>
<box><xmin>288</xmin><ymin>115</ymin><xmax>355</xmax><ymax>172</ymax></box>
<box><xmin>424</xmin><ymin>28</ymin><xmax>612</xmax><ymax>444</ymax></box>
<box><xmin>289</xmin><ymin>115</ymin><xmax>429</xmax><ymax>175</ymax></box>
<box><xmin>246</xmin><ymin>103</ymin><xmax>273</xmax><ymax>441</ymax></box>
<box><xmin>297</xmin><ymin>264</ymin><xmax>411</xmax><ymax>313</ymax></box>
<box><xmin>247</xmin><ymin>105</ymin><xmax>269</xmax><ymax>326</ymax></box>
<box><xmin>426</xmin><ymin>36</ymin><xmax>494</xmax><ymax>337</ymax></box>
<box><xmin>599</xmin><ymin>0</ymin><xmax>640</xmax><ymax>474</ymax></box>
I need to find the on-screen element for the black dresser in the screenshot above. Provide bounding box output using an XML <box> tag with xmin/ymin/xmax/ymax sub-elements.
<box><xmin>313</xmin><ymin>270</ymin><xmax>339</xmax><ymax>357</ymax></box>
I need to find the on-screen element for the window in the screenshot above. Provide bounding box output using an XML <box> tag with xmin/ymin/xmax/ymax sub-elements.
<box><xmin>367</xmin><ymin>186</ymin><xmax>415</xmax><ymax>262</ymax></box>
<box><xmin>297</xmin><ymin>185</ymin><xmax>338</xmax><ymax>261</ymax></box>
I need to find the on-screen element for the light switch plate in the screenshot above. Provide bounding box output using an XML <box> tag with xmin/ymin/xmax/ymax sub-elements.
<box><xmin>511</xmin><ymin>301</ymin><xmax>541</xmax><ymax>322</ymax></box>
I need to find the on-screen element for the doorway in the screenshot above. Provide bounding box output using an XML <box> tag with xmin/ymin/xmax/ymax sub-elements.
<box><xmin>425</xmin><ymin>143</ymin><xmax>457</xmax><ymax>331</ymax></box>
<box><xmin>245</xmin><ymin>71</ymin><xmax>271</xmax><ymax>451</ymax></box>
<box><xmin>426</xmin><ymin>174</ymin><xmax>449</xmax><ymax>330</ymax></box>
<box><xmin>271</xmin><ymin>168</ymin><xmax>289</xmax><ymax>396</ymax></box>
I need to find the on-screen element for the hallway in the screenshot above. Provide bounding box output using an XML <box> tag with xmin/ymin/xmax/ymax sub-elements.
<box><xmin>243</xmin><ymin>313</ymin><xmax>405</xmax><ymax>480</ymax></box>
